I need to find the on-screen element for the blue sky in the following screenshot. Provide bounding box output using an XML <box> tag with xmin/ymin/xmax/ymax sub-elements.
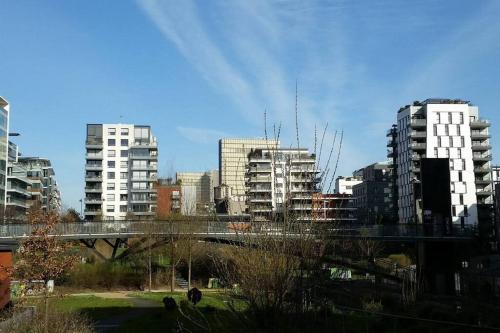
<box><xmin>1</xmin><ymin>0</ymin><xmax>500</xmax><ymax>210</ymax></box>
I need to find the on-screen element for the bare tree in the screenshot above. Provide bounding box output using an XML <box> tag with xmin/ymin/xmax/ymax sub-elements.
<box><xmin>13</xmin><ymin>209</ymin><xmax>78</xmax><ymax>332</ymax></box>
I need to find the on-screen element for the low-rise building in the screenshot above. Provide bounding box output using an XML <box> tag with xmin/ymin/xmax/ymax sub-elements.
<box><xmin>155</xmin><ymin>178</ymin><xmax>181</xmax><ymax>218</ymax></box>
<box><xmin>312</xmin><ymin>193</ymin><xmax>357</xmax><ymax>223</ymax></box>
<box><xmin>334</xmin><ymin>176</ymin><xmax>362</xmax><ymax>195</ymax></box>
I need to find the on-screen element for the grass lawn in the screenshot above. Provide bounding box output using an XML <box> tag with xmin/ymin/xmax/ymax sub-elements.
<box><xmin>51</xmin><ymin>295</ymin><xmax>133</xmax><ymax>321</ymax></box>
<box><xmin>110</xmin><ymin>291</ymin><xmax>251</xmax><ymax>333</ymax></box>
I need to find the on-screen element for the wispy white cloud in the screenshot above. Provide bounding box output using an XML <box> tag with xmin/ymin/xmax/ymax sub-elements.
<box><xmin>177</xmin><ymin>126</ymin><xmax>228</xmax><ymax>144</ymax></box>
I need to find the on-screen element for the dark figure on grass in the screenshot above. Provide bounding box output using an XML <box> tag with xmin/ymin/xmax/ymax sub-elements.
<box><xmin>188</xmin><ymin>288</ymin><xmax>202</xmax><ymax>305</ymax></box>
<box><xmin>163</xmin><ymin>296</ymin><xmax>177</xmax><ymax>311</ymax></box>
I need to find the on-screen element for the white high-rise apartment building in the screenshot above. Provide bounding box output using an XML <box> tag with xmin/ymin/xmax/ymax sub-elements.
<box><xmin>219</xmin><ymin>138</ymin><xmax>279</xmax><ymax>214</ymax></box>
<box><xmin>390</xmin><ymin>99</ymin><xmax>492</xmax><ymax>225</ymax></box>
<box><xmin>246</xmin><ymin>148</ymin><xmax>319</xmax><ymax>221</ymax></box>
<box><xmin>85</xmin><ymin>124</ymin><xmax>158</xmax><ymax>221</ymax></box>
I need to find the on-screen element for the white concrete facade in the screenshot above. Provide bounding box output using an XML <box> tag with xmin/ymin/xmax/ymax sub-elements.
<box><xmin>334</xmin><ymin>176</ymin><xmax>363</xmax><ymax>195</ymax></box>
<box><xmin>85</xmin><ymin>124</ymin><xmax>158</xmax><ymax>220</ymax></box>
<box><xmin>394</xmin><ymin>100</ymin><xmax>491</xmax><ymax>225</ymax></box>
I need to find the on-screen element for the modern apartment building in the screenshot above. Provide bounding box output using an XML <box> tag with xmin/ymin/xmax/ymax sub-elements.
<box><xmin>0</xmin><ymin>97</ymin><xmax>10</xmax><ymax>212</ymax></box>
<box><xmin>352</xmin><ymin>161</ymin><xmax>395</xmax><ymax>224</ymax></box>
<box><xmin>176</xmin><ymin>170</ymin><xmax>219</xmax><ymax>213</ymax></box>
<box><xmin>218</xmin><ymin>138</ymin><xmax>280</xmax><ymax>215</ymax></box>
<box><xmin>387</xmin><ymin>99</ymin><xmax>492</xmax><ymax>226</ymax></box>
<box><xmin>245</xmin><ymin>148</ymin><xmax>319</xmax><ymax>221</ymax></box>
<box><xmin>84</xmin><ymin>124</ymin><xmax>158</xmax><ymax>221</ymax></box>
<box><xmin>334</xmin><ymin>176</ymin><xmax>362</xmax><ymax>195</ymax></box>
<box><xmin>15</xmin><ymin>157</ymin><xmax>61</xmax><ymax>212</ymax></box>
<box><xmin>5</xmin><ymin>142</ymin><xmax>31</xmax><ymax>218</ymax></box>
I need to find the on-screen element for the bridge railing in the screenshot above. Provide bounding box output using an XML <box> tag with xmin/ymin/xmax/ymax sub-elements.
<box><xmin>0</xmin><ymin>221</ymin><xmax>476</xmax><ymax>240</ymax></box>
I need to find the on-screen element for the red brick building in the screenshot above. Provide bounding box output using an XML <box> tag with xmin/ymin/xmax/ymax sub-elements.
<box><xmin>155</xmin><ymin>180</ymin><xmax>181</xmax><ymax>218</ymax></box>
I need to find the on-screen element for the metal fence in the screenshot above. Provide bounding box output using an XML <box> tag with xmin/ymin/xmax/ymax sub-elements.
<box><xmin>0</xmin><ymin>221</ymin><xmax>476</xmax><ymax>241</ymax></box>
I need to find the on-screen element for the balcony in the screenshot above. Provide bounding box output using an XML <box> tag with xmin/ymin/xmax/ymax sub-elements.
<box><xmin>7</xmin><ymin>186</ymin><xmax>31</xmax><ymax>197</ymax></box>
<box><xmin>6</xmin><ymin>198</ymin><xmax>28</xmax><ymax>208</ymax></box>
<box><xmin>470</xmin><ymin>119</ymin><xmax>490</xmax><ymax>129</ymax></box>
<box><xmin>476</xmin><ymin>190</ymin><xmax>494</xmax><ymax>196</ymax></box>
<box><xmin>411</xmin><ymin>142</ymin><xmax>426</xmax><ymax>150</ymax></box>
<box><xmin>471</xmin><ymin>142</ymin><xmax>491</xmax><ymax>151</ymax></box>
<box><xmin>249</xmin><ymin>187</ymin><xmax>271</xmax><ymax>192</ymax></box>
<box><xmin>410</xmin><ymin>118</ymin><xmax>426</xmax><ymax>128</ymax></box>
<box><xmin>472</xmin><ymin>154</ymin><xmax>492</xmax><ymax>162</ymax></box>
<box><xmin>475</xmin><ymin>178</ymin><xmax>492</xmax><ymax>185</ymax></box>
<box><xmin>130</xmin><ymin>176</ymin><xmax>158</xmax><ymax>182</ymax></box>
<box><xmin>412</xmin><ymin>154</ymin><xmax>425</xmax><ymax>161</ymax></box>
<box><xmin>85</xmin><ymin>175</ymin><xmax>103</xmax><ymax>182</ymax></box>
<box><xmin>474</xmin><ymin>166</ymin><xmax>491</xmax><ymax>174</ymax></box>
<box><xmin>410</xmin><ymin>131</ymin><xmax>426</xmax><ymax>139</ymax></box>
<box><xmin>471</xmin><ymin>131</ymin><xmax>491</xmax><ymax>140</ymax></box>
<box><xmin>132</xmin><ymin>211</ymin><xmax>156</xmax><ymax>216</ymax></box>
<box><xmin>85</xmin><ymin>164</ymin><xmax>103</xmax><ymax>171</ymax></box>
<box><xmin>292</xmin><ymin>204</ymin><xmax>312</xmax><ymax>210</ymax></box>
<box><xmin>84</xmin><ymin>198</ymin><xmax>103</xmax><ymax>204</ymax></box>
<box><xmin>84</xmin><ymin>210</ymin><xmax>102</xmax><ymax>215</ymax></box>
<box><xmin>86</xmin><ymin>139</ymin><xmax>103</xmax><ymax>149</ymax></box>
<box><xmin>249</xmin><ymin>197</ymin><xmax>272</xmax><ymax>203</ymax></box>
<box><xmin>130</xmin><ymin>187</ymin><xmax>155</xmax><ymax>192</ymax></box>
<box><xmin>130</xmin><ymin>165</ymin><xmax>157</xmax><ymax>171</ymax></box>
<box><xmin>248</xmin><ymin>167</ymin><xmax>272</xmax><ymax>173</ymax></box>
<box><xmin>85</xmin><ymin>187</ymin><xmax>103</xmax><ymax>193</ymax></box>
<box><xmin>248</xmin><ymin>176</ymin><xmax>272</xmax><ymax>183</ymax></box>
<box><xmin>129</xmin><ymin>154</ymin><xmax>158</xmax><ymax>160</ymax></box>
<box><xmin>86</xmin><ymin>153</ymin><xmax>103</xmax><ymax>160</ymax></box>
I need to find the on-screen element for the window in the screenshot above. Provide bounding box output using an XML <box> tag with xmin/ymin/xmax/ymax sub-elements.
<box><xmin>120</xmin><ymin>150</ymin><xmax>128</xmax><ymax>157</ymax></box>
<box><xmin>120</xmin><ymin>205</ymin><xmax>127</xmax><ymax>213</ymax></box>
<box><xmin>121</xmin><ymin>139</ymin><xmax>128</xmax><ymax>146</ymax></box>
<box><xmin>464</xmin><ymin>206</ymin><xmax>468</xmax><ymax>216</ymax></box>
<box><xmin>438</xmin><ymin>137</ymin><xmax>442</xmax><ymax>147</ymax></box>
<box><xmin>448</xmin><ymin>112</ymin><xmax>452</xmax><ymax>123</ymax></box>
<box><xmin>434</xmin><ymin>148</ymin><xmax>438</xmax><ymax>157</ymax></box>
<box><xmin>458</xmin><ymin>171</ymin><xmax>463</xmax><ymax>182</ymax></box>
<box><xmin>108</xmin><ymin>172</ymin><xmax>115</xmax><ymax>179</ymax></box>
<box><xmin>107</xmin><ymin>194</ymin><xmax>115</xmax><ymax>201</ymax></box>
<box><xmin>459</xmin><ymin>194</ymin><xmax>464</xmax><ymax>205</ymax></box>
<box><xmin>108</xmin><ymin>150</ymin><xmax>116</xmax><ymax>157</ymax></box>
<box><xmin>457</xmin><ymin>125</ymin><xmax>461</xmax><ymax>136</ymax></box>
<box><xmin>120</xmin><ymin>161</ymin><xmax>128</xmax><ymax>168</ymax></box>
<box><xmin>457</xmin><ymin>149</ymin><xmax>462</xmax><ymax>159</ymax></box>
<box><xmin>120</xmin><ymin>172</ymin><xmax>128</xmax><ymax>179</ymax></box>
<box><xmin>452</xmin><ymin>206</ymin><xmax>456</xmax><ymax>216</ymax></box>
<box><xmin>106</xmin><ymin>205</ymin><xmax>115</xmax><ymax>213</ymax></box>
<box><xmin>108</xmin><ymin>128</ymin><xmax>116</xmax><ymax>135</ymax></box>
<box><xmin>107</xmin><ymin>160</ymin><xmax>115</xmax><ymax>168</ymax></box>
<box><xmin>107</xmin><ymin>183</ymin><xmax>115</xmax><ymax>190</ymax></box>
<box><xmin>121</xmin><ymin>128</ymin><xmax>129</xmax><ymax>136</ymax></box>
<box><xmin>445</xmin><ymin>148</ymin><xmax>450</xmax><ymax>158</ymax></box>
<box><xmin>108</xmin><ymin>139</ymin><xmax>116</xmax><ymax>146</ymax></box>
<box><xmin>445</xmin><ymin>124</ymin><xmax>449</xmax><ymax>135</ymax></box>
<box><xmin>120</xmin><ymin>194</ymin><xmax>128</xmax><ymax>201</ymax></box>
<box><xmin>462</xmin><ymin>159</ymin><xmax>466</xmax><ymax>170</ymax></box>
<box><xmin>461</xmin><ymin>137</ymin><xmax>465</xmax><ymax>147</ymax></box>
<box><xmin>449</xmin><ymin>137</ymin><xmax>453</xmax><ymax>147</ymax></box>
<box><xmin>433</xmin><ymin>124</ymin><xmax>437</xmax><ymax>136</ymax></box>
<box><xmin>120</xmin><ymin>182</ymin><xmax>127</xmax><ymax>190</ymax></box>
<box><xmin>460</xmin><ymin>113</ymin><xmax>464</xmax><ymax>124</ymax></box>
